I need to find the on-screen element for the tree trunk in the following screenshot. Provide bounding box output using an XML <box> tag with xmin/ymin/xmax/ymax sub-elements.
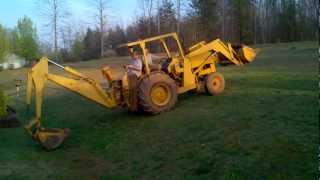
<box><xmin>176</xmin><ymin>0</ymin><xmax>180</xmax><ymax>35</ymax></box>
<box><xmin>53</xmin><ymin>0</ymin><xmax>58</xmax><ymax>59</ymax></box>
<box><xmin>99</xmin><ymin>0</ymin><xmax>104</xmax><ymax>58</ymax></box>
<box><xmin>222</xmin><ymin>0</ymin><xmax>225</xmax><ymax>39</ymax></box>
<box><xmin>148</xmin><ymin>0</ymin><xmax>153</xmax><ymax>36</ymax></box>
<box><xmin>157</xmin><ymin>0</ymin><xmax>160</xmax><ymax>34</ymax></box>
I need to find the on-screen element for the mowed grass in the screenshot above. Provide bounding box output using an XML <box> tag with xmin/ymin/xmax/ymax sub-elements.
<box><xmin>0</xmin><ymin>42</ymin><xmax>317</xmax><ymax>179</ymax></box>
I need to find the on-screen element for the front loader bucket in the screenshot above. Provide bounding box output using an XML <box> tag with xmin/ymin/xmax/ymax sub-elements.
<box><xmin>35</xmin><ymin>128</ymin><xmax>70</xmax><ymax>151</ymax></box>
<box><xmin>218</xmin><ymin>45</ymin><xmax>258</xmax><ymax>66</ymax></box>
<box><xmin>239</xmin><ymin>45</ymin><xmax>257</xmax><ymax>63</ymax></box>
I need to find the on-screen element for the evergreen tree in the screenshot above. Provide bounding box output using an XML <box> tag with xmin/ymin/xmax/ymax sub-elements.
<box><xmin>105</xmin><ymin>26</ymin><xmax>127</xmax><ymax>55</ymax></box>
<box><xmin>71</xmin><ymin>36</ymin><xmax>85</xmax><ymax>61</ymax></box>
<box><xmin>83</xmin><ymin>28</ymin><xmax>101</xmax><ymax>60</ymax></box>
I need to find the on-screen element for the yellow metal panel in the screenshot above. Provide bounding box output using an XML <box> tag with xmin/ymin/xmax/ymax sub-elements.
<box><xmin>47</xmin><ymin>74</ymin><xmax>116</xmax><ymax>108</ymax></box>
<box><xmin>160</xmin><ymin>39</ymin><xmax>172</xmax><ymax>58</ymax></box>
<box><xmin>28</xmin><ymin>57</ymin><xmax>49</xmax><ymax>119</ymax></box>
<box><xmin>126</xmin><ymin>33</ymin><xmax>177</xmax><ymax>47</ymax></box>
<box><xmin>186</xmin><ymin>39</ymin><xmax>241</xmax><ymax>65</ymax></box>
<box><xmin>64</xmin><ymin>66</ymin><xmax>87</xmax><ymax>78</ymax></box>
<box><xmin>182</xmin><ymin>58</ymin><xmax>196</xmax><ymax>88</ymax></box>
<box><xmin>198</xmin><ymin>68</ymin><xmax>215</xmax><ymax>76</ymax></box>
<box><xmin>188</xmin><ymin>41</ymin><xmax>206</xmax><ymax>52</ymax></box>
<box><xmin>189</xmin><ymin>52</ymin><xmax>214</xmax><ymax>68</ymax></box>
<box><xmin>178</xmin><ymin>84</ymin><xmax>197</xmax><ymax>94</ymax></box>
<box><xmin>140</xmin><ymin>42</ymin><xmax>151</xmax><ymax>75</ymax></box>
<box><xmin>172</xmin><ymin>33</ymin><xmax>185</xmax><ymax>58</ymax></box>
<box><xmin>125</xmin><ymin>32</ymin><xmax>185</xmax><ymax>60</ymax></box>
<box><xmin>26</xmin><ymin>57</ymin><xmax>118</xmax><ymax>121</ymax></box>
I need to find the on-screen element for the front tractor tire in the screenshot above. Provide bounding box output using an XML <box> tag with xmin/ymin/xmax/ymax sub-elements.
<box><xmin>205</xmin><ymin>72</ymin><xmax>225</xmax><ymax>95</ymax></box>
<box><xmin>138</xmin><ymin>72</ymin><xmax>177</xmax><ymax>114</ymax></box>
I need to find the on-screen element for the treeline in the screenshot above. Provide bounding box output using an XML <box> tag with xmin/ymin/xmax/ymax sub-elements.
<box><xmin>0</xmin><ymin>0</ymin><xmax>318</xmax><ymax>63</ymax></box>
<box><xmin>185</xmin><ymin>0</ymin><xmax>319</xmax><ymax>44</ymax></box>
<box><xmin>62</xmin><ymin>0</ymin><xmax>319</xmax><ymax>62</ymax></box>
<box><xmin>124</xmin><ymin>0</ymin><xmax>319</xmax><ymax>46</ymax></box>
<box><xmin>0</xmin><ymin>16</ymin><xmax>39</xmax><ymax>62</ymax></box>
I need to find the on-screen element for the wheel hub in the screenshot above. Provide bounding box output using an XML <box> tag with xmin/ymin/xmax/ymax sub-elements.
<box><xmin>212</xmin><ymin>78</ymin><xmax>221</xmax><ymax>89</ymax></box>
<box><xmin>150</xmin><ymin>84</ymin><xmax>171</xmax><ymax>106</ymax></box>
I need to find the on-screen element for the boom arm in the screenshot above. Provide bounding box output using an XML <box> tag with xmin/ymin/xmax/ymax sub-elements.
<box><xmin>25</xmin><ymin>57</ymin><xmax>117</xmax><ymax>150</ymax></box>
<box><xmin>186</xmin><ymin>39</ymin><xmax>257</xmax><ymax>66</ymax></box>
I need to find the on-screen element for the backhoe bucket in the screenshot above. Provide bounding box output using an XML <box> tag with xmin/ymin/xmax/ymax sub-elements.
<box><xmin>35</xmin><ymin>128</ymin><xmax>70</xmax><ymax>151</ymax></box>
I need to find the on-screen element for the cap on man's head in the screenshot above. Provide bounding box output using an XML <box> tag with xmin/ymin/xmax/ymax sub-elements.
<box><xmin>132</xmin><ymin>47</ymin><xmax>142</xmax><ymax>55</ymax></box>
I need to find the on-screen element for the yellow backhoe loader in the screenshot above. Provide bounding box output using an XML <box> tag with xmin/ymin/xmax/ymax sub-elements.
<box><xmin>26</xmin><ymin>33</ymin><xmax>257</xmax><ymax>150</ymax></box>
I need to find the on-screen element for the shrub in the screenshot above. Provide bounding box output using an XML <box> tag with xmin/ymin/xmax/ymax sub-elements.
<box><xmin>0</xmin><ymin>89</ymin><xmax>7</xmax><ymax>117</ymax></box>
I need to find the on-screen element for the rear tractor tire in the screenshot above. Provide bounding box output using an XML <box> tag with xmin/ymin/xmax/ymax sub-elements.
<box><xmin>205</xmin><ymin>72</ymin><xmax>225</xmax><ymax>95</ymax></box>
<box><xmin>138</xmin><ymin>72</ymin><xmax>177</xmax><ymax>114</ymax></box>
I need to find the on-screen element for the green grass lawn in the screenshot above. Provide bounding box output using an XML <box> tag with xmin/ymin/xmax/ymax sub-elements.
<box><xmin>0</xmin><ymin>42</ymin><xmax>318</xmax><ymax>179</ymax></box>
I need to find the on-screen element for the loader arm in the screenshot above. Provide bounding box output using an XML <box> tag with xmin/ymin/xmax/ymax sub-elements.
<box><xmin>25</xmin><ymin>57</ymin><xmax>117</xmax><ymax>150</ymax></box>
<box><xmin>186</xmin><ymin>39</ymin><xmax>257</xmax><ymax>66</ymax></box>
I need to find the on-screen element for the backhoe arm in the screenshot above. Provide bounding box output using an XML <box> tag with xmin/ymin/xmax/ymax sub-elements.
<box><xmin>25</xmin><ymin>57</ymin><xmax>117</xmax><ymax>150</ymax></box>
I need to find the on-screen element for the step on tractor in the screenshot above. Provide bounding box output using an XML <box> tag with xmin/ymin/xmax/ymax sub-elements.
<box><xmin>26</xmin><ymin>33</ymin><xmax>257</xmax><ymax>150</ymax></box>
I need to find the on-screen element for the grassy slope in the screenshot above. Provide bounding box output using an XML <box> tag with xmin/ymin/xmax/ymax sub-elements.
<box><xmin>0</xmin><ymin>42</ymin><xmax>317</xmax><ymax>180</ymax></box>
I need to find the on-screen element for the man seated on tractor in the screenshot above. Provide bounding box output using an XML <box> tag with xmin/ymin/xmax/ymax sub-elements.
<box><xmin>124</xmin><ymin>48</ymin><xmax>143</xmax><ymax>110</ymax></box>
<box><xmin>126</xmin><ymin>48</ymin><xmax>143</xmax><ymax>77</ymax></box>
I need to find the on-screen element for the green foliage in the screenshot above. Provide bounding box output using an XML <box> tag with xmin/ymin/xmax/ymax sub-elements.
<box><xmin>0</xmin><ymin>25</ymin><xmax>10</xmax><ymax>62</ymax></box>
<box><xmin>0</xmin><ymin>89</ymin><xmax>7</xmax><ymax>117</ymax></box>
<box><xmin>71</xmin><ymin>37</ymin><xmax>85</xmax><ymax>61</ymax></box>
<box><xmin>83</xmin><ymin>28</ymin><xmax>101</xmax><ymax>60</ymax></box>
<box><xmin>0</xmin><ymin>16</ymin><xmax>39</xmax><ymax>62</ymax></box>
<box><xmin>13</xmin><ymin>16</ymin><xmax>39</xmax><ymax>61</ymax></box>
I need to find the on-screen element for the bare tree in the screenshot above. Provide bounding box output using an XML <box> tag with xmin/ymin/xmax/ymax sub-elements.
<box><xmin>221</xmin><ymin>0</ymin><xmax>225</xmax><ymax>39</ymax></box>
<box><xmin>147</xmin><ymin>0</ymin><xmax>154</xmax><ymax>35</ymax></box>
<box><xmin>176</xmin><ymin>0</ymin><xmax>180</xmax><ymax>34</ymax></box>
<box><xmin>60</xmin><ymin>24</ymin><xmax>73</xmax><ymax>50</ymax></box>
<box><xmin>157</xmin><ymin>0</ymin><xmax>161</xmax><ymax>34</ymax></box>
<box><xmin>138</xmin><ymin>0</ymin><xmax>154</xmax><ymax>36</ymax></box>
<box><xmin>53</xmin><ymin>0</ymin><xmax>58</xmax><ymax>54</ymax></box>
<box><xmin>36</xmin><ymin>0</ymin><xmax>70</xmax><ymax>59</ymax></box>
<box><xmin>91</xmin><ymin>0</ymin><xmax>108</xmax><ymax>58</ymax></box>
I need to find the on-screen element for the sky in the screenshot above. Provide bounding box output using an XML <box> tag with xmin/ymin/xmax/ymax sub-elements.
<box><xmin>0</xmin><ymin>0</ymin><xmax>138</xmax><ymax>37</ymax></box>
